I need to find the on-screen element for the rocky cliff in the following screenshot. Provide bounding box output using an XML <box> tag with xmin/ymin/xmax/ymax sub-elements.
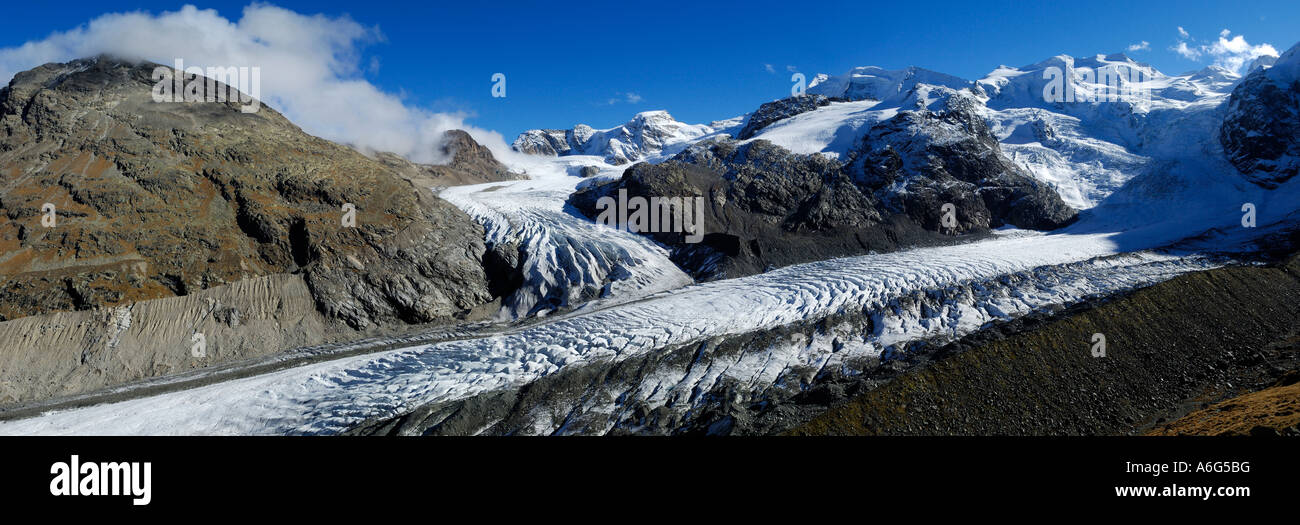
<box><xmin>1221</xmin><ymin>42</ymin><xmax>1300</xmax><ymax>188</ymax></box>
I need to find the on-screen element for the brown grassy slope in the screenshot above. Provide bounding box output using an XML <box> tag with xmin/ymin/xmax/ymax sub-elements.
<box><xmin>1148</xmin><ymin>369</ymin><xmax>1300</xmax><ymax>435</ymax></box>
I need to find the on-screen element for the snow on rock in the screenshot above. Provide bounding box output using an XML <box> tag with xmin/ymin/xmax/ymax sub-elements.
<box><xmin>808</xmin><ymin>66</ymin><xmax>972</xmax><ymax>102</ymax></box>
<box><xmin>740</xmin><ymin>54</ymin><xmax>1243</xmax><ymax>210</ymax></box>
<box><xmin>512</xmin><ymin>110</ymin><xmax>716</xmax><ymax>165</ymax></box>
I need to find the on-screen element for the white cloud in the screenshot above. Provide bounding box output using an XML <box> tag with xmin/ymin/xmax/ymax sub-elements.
<box><xmin>785</xmin><ymin>65</ymin><xmax>798</xmax><ymax>73</ymax></box>
<box><xmin>1205</xmin><ymin>31</ymin><xmax>1278</xmax><ymax>73</ymax></box>
<box><xmin>1177</xmin><ymin>26</ymin><xmax>1190</xmax><ymax>39</ymax></box>
<box><xmin>1127</xmin><ymin>41</ymin><xmax>1150</xmax><ymax>52</ymax></box>
<box><xmin>604</xmin><ymin>91</ymin><xmax>642</xmax><ymax>105</ymax></box>
<box><xmin>0</xmin><ymin>4</ymin><xmax>509</xmax><ymax>165</ymax></box>
<box><xmin>763</xmin><ymin>63</ymin><xmax>775</xmax><ymax>74</ymax></box>
<box><xmin>1169</xmin><ymin>27</ymin><xmax>1278</xmax><ymax>73</ymax></box>
<box><xmin>1173</xmin><ymin>41</ymin><xmax>1202</xmax><ymax>60</ymax></box>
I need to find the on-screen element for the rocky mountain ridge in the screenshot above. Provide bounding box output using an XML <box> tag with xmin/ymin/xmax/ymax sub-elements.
<box><xmin>0</xmin><ymin>57</ymin><xmax>513</xmax><ymax>328</ymax></box>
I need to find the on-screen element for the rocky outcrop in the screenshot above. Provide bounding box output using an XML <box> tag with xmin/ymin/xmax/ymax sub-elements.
<box><xmin>375</xmin><ymin>129</ymin><xmax>525</xmax><ymax>187</ymax></box>
<box><xmin>570</xmin><ymin>92</ymin><xmax>1075</xmax><ymax>280</ymax></box>
<box><xmin>737</xmin><ymin>95</ymin><xmax>833</xmax><ymax>139</ymax></box>
<box><xmin>511</xmin><ymin>128</ymin><xmax>571</xmax><ymax>157</ymax></box>
<box><xmin>1221</xmin><ymin>42</ymin><xmax>1300</xmax><ymax>188</ymax></box>
<box><xmin>0</xmin><ymin>57</ymin><xmax>496</xmax><ymax>329</ymax></box>
<box><xmin>570</xmin><ymin>138</ymin><xmax>892</xmax><ymax>279</ymax></box>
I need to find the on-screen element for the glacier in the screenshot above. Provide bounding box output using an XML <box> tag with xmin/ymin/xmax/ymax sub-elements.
<box><xmin>4</xmin><ymin>49</ymin><xmax>1299</xmax><ymax>435</ymax></box>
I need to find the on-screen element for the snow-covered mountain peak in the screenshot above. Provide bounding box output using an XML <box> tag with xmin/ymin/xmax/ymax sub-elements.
<box><xmin>512</xmin><ymin>110</ymin><xmax>716</xmax><ymax>165</ymax></box>
<box><xmin>808</xmin><ymin>65</ymin><xmax>971</xmax><ymax>102</ymax></box>
<box><xmin>511</xmin><ymin>43</ymin><xmax>1295</xmax><ymax>214</ymax></box>
<box><xmin>1244</xmin><ymin>54</ymin><xmax>1279</xmax><ymax>76</ymax></box>
<box><xmin>1185</xmin><ymin>65</ymin><xmax>1240</xmax><ymax>89</ymax></box>
<box><xmin>1264</xmin><ymin>41</ymin><xmax>1300</xmax><ymax>84</ymax></box>
<box><xmin>1193</xmin><ymin>64</ymin><xmax>1236</xmax><ymax>75</ymax></box>
<box><xmin>976</xmin><ymin>54</ymin><xmax>1173</xmax><ymax>110</ymax></box>
<box><xmin>628</xmin><ymin>109</ymin><xmax>675</xmax><ymax>123</ymax></box>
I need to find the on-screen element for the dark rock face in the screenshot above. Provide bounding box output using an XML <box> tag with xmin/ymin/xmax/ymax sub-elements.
<box><xmin>1221</xmin><ymin>46</ymin><xmax>1300</xmax><ymax>188</ymax></box>
<box><xmin>572</xmin><ymin>139</ymin><xmax>905</xmax><ymax>279</ymax></box>
<box><xmin>737</xmin><ymin>95</ymin><xmax>833</xmax><ymax>139</ymax></box>
<box><xmin>0</xmin><ymin>57</ymin><xmax>495</xmax><ymax>328</ymax></box>
<box><xmin>571</xmin><ymin>96</ymin><xmax>1076</xmax><ymax>280</ymax></box>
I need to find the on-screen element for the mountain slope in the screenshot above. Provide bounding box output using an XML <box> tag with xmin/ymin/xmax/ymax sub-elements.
<box><xmin>0</xmin><ymin>57</ymin><xmax>497</xmax><ymax>328</ymax></box>
<box><xmin>791</xmin><ymin>252</ymin><xmax>1300</xmax><ymax>436</ymax></box>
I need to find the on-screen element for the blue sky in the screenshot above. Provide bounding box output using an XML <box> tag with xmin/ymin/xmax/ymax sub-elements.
<box><xmin>1</xmin><ymin>0</ymin><xmax>1296</xmax><ymax>146</ymax></box>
